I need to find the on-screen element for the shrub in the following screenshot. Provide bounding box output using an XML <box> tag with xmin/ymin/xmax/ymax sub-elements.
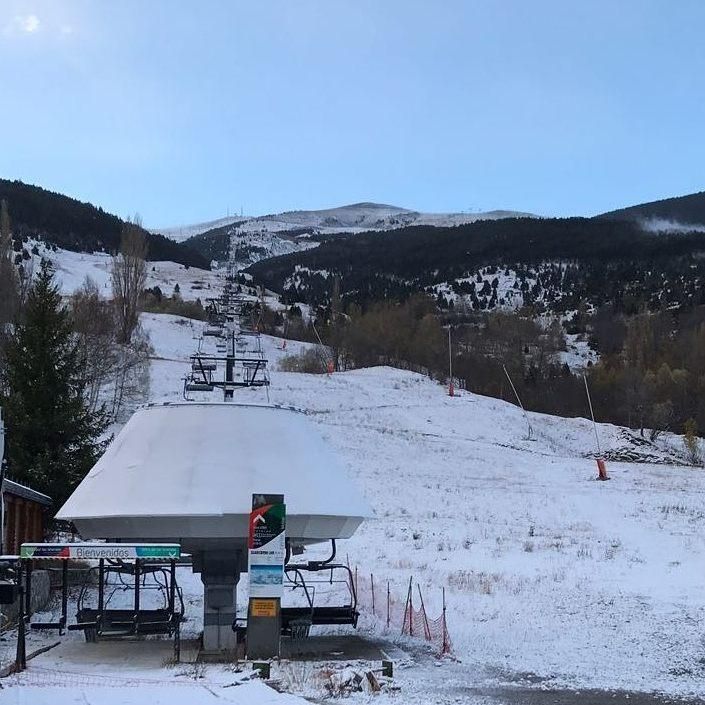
<box><xmin>140</xmin><ymin>292</ymin><xmax>207</xmax><ymax>320</ymax></box>
<box><xmin>683</xmin><ymin>418</ymin><xmax>702</xmax><ymax>466</ymax></box>
<box><xmin>279</xmin><ymin>348</ymin><xmax>326</xmax><ymax>373</ymax></box>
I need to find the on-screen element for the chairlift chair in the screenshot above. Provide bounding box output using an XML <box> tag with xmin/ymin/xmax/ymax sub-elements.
<box><xmin>280</xmin><ymin>540</ymin><xmax>359</xmax><ymax>638</ymax></box>
<box><xmin>69</xmin><ymin>558</ymin><xmax>184</xmax><ymax>659</ymax></box>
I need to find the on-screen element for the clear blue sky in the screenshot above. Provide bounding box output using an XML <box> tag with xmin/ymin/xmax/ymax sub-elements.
<box><xmin>1</xmin><ymin>1</ymin><xmax>704</xmax><ymax>226</ymax></box>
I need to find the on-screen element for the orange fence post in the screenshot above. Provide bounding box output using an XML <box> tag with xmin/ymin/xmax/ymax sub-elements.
<box><xmin>417</xmin><ymin>584</ymin><xmax>432</xmax><ymax>641</ymax></box>
<box><xmin>441</xmin><ymin>587</ymin><xmax>449</xmax><ymax>654</ymax></box>
<box><xmin>386</xmin><ymin>581</ymin><xmax>391</xmax><ymax>630</ymax></box>
<box><xmin>370</xmin><ymin>573</ymin><xmax>375</xmax><ymax>616</ymax></box>
<box><xmin>402</xmin><ymin>577</ymin><xmax>413</xmax><ymax>636</ymax></box>
<box><xmin>596</xmin><ymin>457</ymin><xmax>609</xmax><ymax>481</ymax></box>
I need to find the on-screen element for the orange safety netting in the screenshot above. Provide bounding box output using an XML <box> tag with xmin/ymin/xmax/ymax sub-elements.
<box><xmin>351</xmin><ymin>570</ymin><xmax>453</xmax><ymax>656</ymax></box>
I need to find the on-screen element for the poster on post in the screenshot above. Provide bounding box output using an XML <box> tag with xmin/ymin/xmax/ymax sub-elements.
<box><xmin>248</xmin><ymin>493</ymin><xmax>286</xmax><ymax>599</ymax></box>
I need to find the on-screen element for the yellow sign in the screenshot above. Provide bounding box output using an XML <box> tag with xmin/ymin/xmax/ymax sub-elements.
<box><xmin>251</xmin><ymin>599</ymin><xmax>278</xmax><ymax>618</ymax></box>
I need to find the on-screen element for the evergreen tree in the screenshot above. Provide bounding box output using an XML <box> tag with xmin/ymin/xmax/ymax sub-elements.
<box><xmin>1</xmin><ymin>259</ymin><xmax>110</xmax><ymax>510</ymax></box>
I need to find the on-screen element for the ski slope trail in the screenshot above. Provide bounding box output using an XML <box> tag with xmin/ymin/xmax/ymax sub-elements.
<box><xmin>5</xmin><ymin>312</ymin><xmax>705</xmax><ymax>703</ymax></box>
<box><xmin>141</xmin><ymin>313</ymin><xmax>705</xmax><ymax>698</ymax></box>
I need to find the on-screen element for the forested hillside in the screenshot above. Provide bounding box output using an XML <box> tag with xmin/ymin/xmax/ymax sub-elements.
<box><xmin>183</xmin><ymin>223</ymin><xmax>242</xmax><ymax>263</ymax></box>
<box><xmin>248</xmin><ymin>216</ymin><xmax>705</xmax><ymax>313</ymax></box>
<box><xmin>600</xmin><ymin>190</ymin><xmax>705</xmax><ymax>226</ymax></box>
<box><xmin>0</xmin><ymin>179</ymin><xmax>209</xmax><ymax>268</ymax></box>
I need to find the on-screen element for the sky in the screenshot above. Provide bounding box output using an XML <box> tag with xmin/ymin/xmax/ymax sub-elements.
<box><xmin>1</xmin><ymin>1</ymin><xmax>704</xmax><ymax>227</ymax></box>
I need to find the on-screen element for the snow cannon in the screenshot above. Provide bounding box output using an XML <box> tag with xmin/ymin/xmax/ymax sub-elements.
<box><xmin>57</xmin><ymin>402</ymin><xmax>370</xmax><ymax>654</ymax></box>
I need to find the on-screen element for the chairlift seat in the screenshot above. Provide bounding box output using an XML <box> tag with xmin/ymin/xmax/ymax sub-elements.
<box><xmin>191</xmin><ymin>362</ymin><xmax>217</xmax><ymax>371</ymax></box>
<box><xmin>74</xmin><ymin>608</ymin><xmax>179</xmax><ymax>637</ymax></box>
<box><xmin>185</xmin><ymin>382</ymin><xmax>214</xmax><ymax>392</ymax></box>
<box><xmin>242</xmin><ymin>361</ymin><xmax>265</xmax><ymax>369</ymax></box>
<box><xmin>280</xmin><ymin>605</ymin><xmax>358</xmax><ymax>631</ymax></box>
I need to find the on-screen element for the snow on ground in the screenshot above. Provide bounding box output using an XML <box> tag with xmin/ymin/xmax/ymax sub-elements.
<box><xmin>560</xmin><ymin>333</ymin><xmax>598</xmax><ymax>371</ymax></box>
<box><xmin>29</xmin><ymin>240</ymin><xmax>223</xmax><ymax>301</ymax></box>
<box><xmin>143</xmin><ymin>261</ymin><xmax>223</xmax><ymax>301</ymax></box>
<box><xmin>5</xmin><ymin>312</ymin><xmax>705</xmax><ymax>702</ymax></box>
<box><xmin>266</xmin><ymin>367</ymin><xmax>705</xmax><ymax>698</ymax></box>
<box><xmin>148</xmin><ymin>215</ymin><xmax>247</xmax><ymax>242</ymax></box>
<box><xmin>210</xmin><ymin>202</ymin><xmax>535</xmax><ymax>237</ymax></box>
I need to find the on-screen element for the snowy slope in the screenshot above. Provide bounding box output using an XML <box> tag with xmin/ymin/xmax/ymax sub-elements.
<box><xmin>148</xmin><ymin>216</ymin><xmax>247</xmax><ymax>242</ymax></box>
<box><xmin>141</xmin><ymin>314</ymin><xmax>705</xmax><ymax>697</ymax></box>
<box><xmin>6</xmin><ymin>313</ymin><xmax>704</xmax><ymax>702</ymax></box>
<box><xmin>30</xmin><ymin>240</ymin><xmax>223</xmax><ymax>301</ymax></box>
<box><xmin>228</xmin><ymin>226</ymin><xmax>319</xmax><ymax>269</ymax></box>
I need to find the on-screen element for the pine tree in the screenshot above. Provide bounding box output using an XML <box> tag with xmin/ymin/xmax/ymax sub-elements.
<box><xmin>1</xmin><ymin>259</ymin><xmax>110</xmax><ymax>510</ymax></box>
<box><xmin>0</xmin><ymin>198</ymin><xmax>18</xmax><ymax>334</ymax></box>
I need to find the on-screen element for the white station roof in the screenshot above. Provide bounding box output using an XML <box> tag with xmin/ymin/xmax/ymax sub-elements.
<box><xmin>57</xmin><ymin>403</ymin><xmax>369</xmax><ymax>549</ymax></box>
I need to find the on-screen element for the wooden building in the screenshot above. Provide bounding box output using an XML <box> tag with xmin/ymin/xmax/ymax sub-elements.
<box><xmin>1</xmin><ymin>478</ymin><xmax>52</xmax><ymax>555</ymax></box>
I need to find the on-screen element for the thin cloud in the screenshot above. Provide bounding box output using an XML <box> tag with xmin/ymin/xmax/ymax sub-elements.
<box><xmin>20</xmin><ymin>14</ymin><xmax>40</xmax><ymax>33</ymax></box>
<box><xmin>3</xmin><ymin>13</ymin><xmax>41</xmax><ymax>35</ymax></box>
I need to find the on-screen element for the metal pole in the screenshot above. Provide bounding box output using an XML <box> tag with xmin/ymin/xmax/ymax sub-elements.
<box><xmin>583</xmin><ymin>374</ymin><xmax>601</xmax><ymax>455</ymax></box>
<box><xmin>503</xmin><ymin>364</ymin><xmax>533</xmax><ymax>440</ymax></box>
<box><xmin>98</xmin><ymin>558</ymin><xmax>105</xmax><ymax>612</ymax></box>
<box><xmin>0</xmin><ymin>408</ymin><xmax>5</xmax><ymax>554</ymax></box>
<box><xmin>169</xmin><ymin>559</ymin><xmax>176</xmax><ymax>614</ymax></box>
<box><xmin>370</xmin><ymin>573</ymin><xmax>375</xmax><ymax>616</ymax></box>
<box><xmin>448</xmin><ymin>328</ymin><xmax>454</xmax><ymax>396</ymax></box>
<box><xmin>60</xmin><ymin>559</ymin><xmax>68</xmax><ymax>634</ymax></box>
<box><xmin>16</xmin><ymin>561</ymin><xmax>26</xmax><ymax>671</ymax></box>
<box><xmin>442</xmin><ymin>587</ymin><xmax>449</xmax><ymax>654</ymax></box>
<box><xmin>448</xmin><ymin>328</ymin><xmax>452</xmax><ymax>380</ymax></box>
<box><xmin>134</xmin><ymin>559</ymin><xmax>140</xmax><ymax>633</ymax></box>
<box><xmin>417</xmin><ymin>584</ymin><xmax>431</xmax><ymax>641</ymax></box>
<box><xmin>386</xmin><ymin>580</ymin><xmax>390</xmax><ymax>630</ymax></box>
<box><xmin>25</xmin><ymin>561</ymin><xmax>32</xmax><ymax>618</ymax></box>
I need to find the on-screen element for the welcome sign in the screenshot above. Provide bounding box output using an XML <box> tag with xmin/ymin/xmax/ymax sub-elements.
<box><xmin>20</xmin><ymin>543</ymin><xmax>181</xmax><ymax>560</ymax></box>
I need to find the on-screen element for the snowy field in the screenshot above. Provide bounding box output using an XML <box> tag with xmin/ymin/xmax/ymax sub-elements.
<box><xmin>0</xmin><ymin>251</ymin><xmax>705</xmax><ymax>703</ymax></box>
<box><xmin>27</xmin><ymin>241</ymin><xmax>224</xmax><ymax>301</ymax></box>
<box><xmin>4</xmin><ymin>310</ymin><xmax>705</xmax><ymax>703</ymax></box>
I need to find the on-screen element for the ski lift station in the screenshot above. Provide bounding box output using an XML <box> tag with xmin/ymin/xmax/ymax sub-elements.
<box><xmin>54</xmin><ymin>401</ymin><xmax>370</xmax><ymax>656</ymax></box>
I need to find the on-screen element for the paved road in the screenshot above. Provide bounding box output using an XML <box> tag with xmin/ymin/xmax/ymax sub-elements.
<box><xmin>469</xmin><ymin>685</ymin><xmax>705</xmax><ymax>705</ymax></box>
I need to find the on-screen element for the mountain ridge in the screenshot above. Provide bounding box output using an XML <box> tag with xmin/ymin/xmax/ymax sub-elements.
<box><xmin>0</xmin><ymin>179</ymin><xmax>209</xmax><ymax>269</ymax></box>
<box><xmin>598</xmin><ymin>189</ymin><xmax>705</xmax><ymax>230</ymax></box>
<box><xmin>153</xmin><ymin>201</ymin><xmax>536</xmax><ymax>243</ymax></box>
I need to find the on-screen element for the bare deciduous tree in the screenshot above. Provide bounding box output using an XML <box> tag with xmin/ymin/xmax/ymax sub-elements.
<box><xmin>112</xmin><ymin>215</ymin><xmax>147</xmax><ymax>344</ymax></box>
<box><xmin>71</xmin><ymin>277</ymin><xmax>118</xmax><ymax>413</ymax></box>
<box><xmin>111</xmin><ymin>325</ymin><xmax>152</xmax><ymax>421</ymax></box>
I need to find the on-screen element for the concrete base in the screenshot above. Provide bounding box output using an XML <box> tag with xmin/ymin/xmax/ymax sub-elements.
<box><xmin>193</xmin><ymin>549</ymin><xmax>246</xmax><ymax>656</ymax></box>
<box><xmin>201</xmin><ymin>577</ymin><xmax>237</xmax><ymax>653</ymax></box>
<box><xmin>246</xmin><ymin>598</ymin><xmax>281</xmax><ymax>659</ymax></box>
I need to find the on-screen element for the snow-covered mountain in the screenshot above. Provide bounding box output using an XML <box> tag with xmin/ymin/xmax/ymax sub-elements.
<box><xmin>153</xmin><ymin>203</ymin><xmax>533</xmax><ymax>241</ymax></box>
<box><xmin>157</xmin><ymin>202</ymin><xmax>535</xmax><ymax>269</ymax></box>
<box><xmin>148</xmin><ymin>216</ymin><xmax>247</xmax><ymax>242</ymax></box>
<box><xmin>233</xmin><ymin>202</ymin><xmax>534</xmax><ymax>235</ymax></box>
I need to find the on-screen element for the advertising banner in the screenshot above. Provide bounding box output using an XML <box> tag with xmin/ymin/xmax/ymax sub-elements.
<box><xmin>248</xmin><ymin>493</ymin><xmax>286</xmax><ymax>598</ymax></box>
